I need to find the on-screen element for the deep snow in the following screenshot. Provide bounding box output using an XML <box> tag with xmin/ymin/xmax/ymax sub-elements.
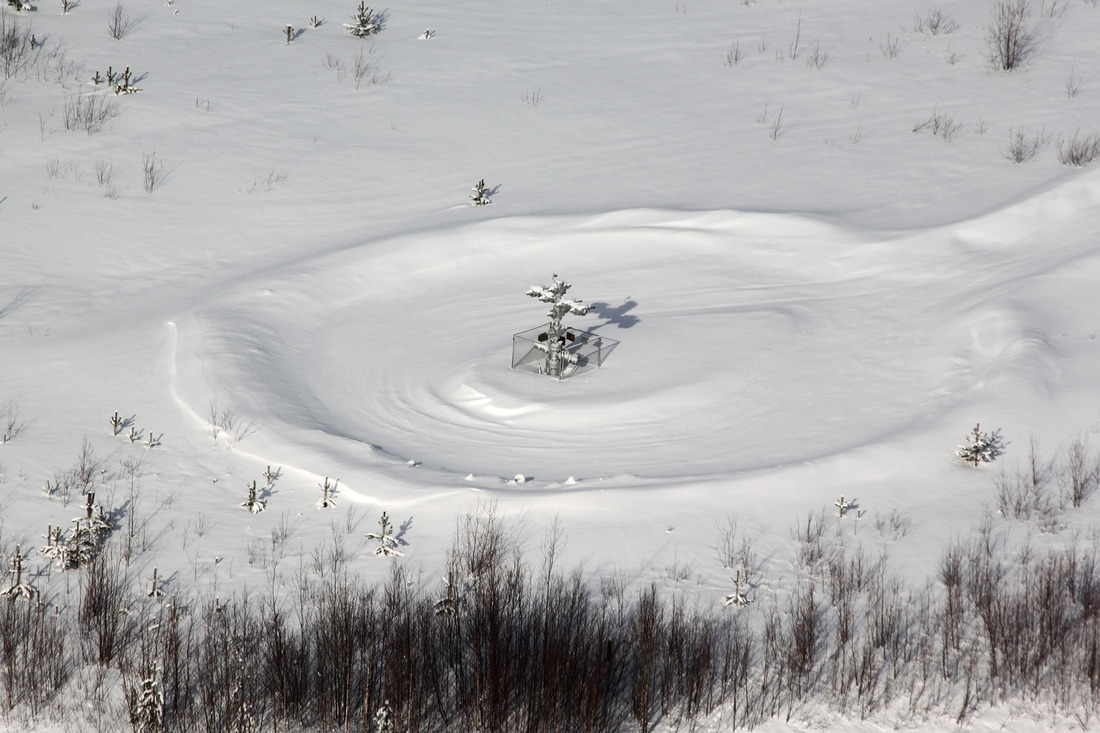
<box><xmin>3</xmin><ymin>0</ymin><xmax>1100</xmax><ymax>729</ymax></box>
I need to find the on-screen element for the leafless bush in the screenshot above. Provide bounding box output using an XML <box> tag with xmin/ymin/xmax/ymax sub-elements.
<box><xmin>914</xmin><ymin>8</ymin><xmax>960</xmax><ymax>34</ymax></box>
<box><xmin>63</xmin><ymin>92</ymin><xmax>119</xmax><ymax>134</ymax></box>
<box><xmin>79</xmin><ymin>545</ymin><xmax>132</xmax><ymax>665</ymax></box>
<box><xmin>1</xmin><ymin>398</ymin><xmax>23</xmax><ymax>443</ymax></box>
<box><xmin>521</xmin><ymin>85</ymin><xmax>544</xmax><ymax>105</ymax></box>
<box><xmin>786</xmin><ymin>581</ymin><xmax>820</xmax><ymax>695</ymax></box>
<box><xmin>1061</xmin><ymin>435</ymin><xmax>1099</xmax><ymax>508</ymax></box>
<box><xmin>874</xmin><ymin>509</ymin><xmax>913</xmax><ymax>539</ymax></box>
<box><xmin>987</xmin><ymin>0</ymin><xmax>1038</xmax><ymax>71</ymax></box>
<box><xmin>714</xmin><ymin>515</ymin><xmax>757</xmax><ymax>578</ymax></box>
<box><xmin>791</xmin><ymin>510</ymin><xmax>827</xmax><ymax>571</ymax></box>
<box><xmin>785</xmin><ymin>12</ymin><xmax>804</xmax><ymax>60</ymax></box>
<box><xmin>1066</xmin><ymin>62</ymin><xmax>1082</xmax><ymax>98</ymax></box>
<box><xmin>804</xmin><ymin>42</ymin><xmax>830</xmax><ymax>69</ymax></box>
<box><xmin>879</xmin><ymin>32</ymin><xmax>902</xmax><ymax>58</ymax></box>
<box><xmin>141</xmin><ymin>151</ymin><xmax>166</xmax><ymax>193</ymax></box>
<box><xmin>769</xmin><ymin>105</ymin><xmax>787</xmax><ymax>140</ymax></box>
<box><xmin>240</xmin><ymin>168</ymin><xmax>288</xmax><ymax>194</ymax></box>
<box><xmin>106</xmin><ymin>1</ymin><xmax>135</xmax><ymax>40</ymax></box>
<box><xmin>0</xmin><ymin>11</ymin><xmax>45</xmax><ymax>79</ymax></box>
<box><xmin>1058</xmin><ymin>130</ymin><xmax>1100</xmax><ymax>166</ymax></box>
<box><xmin>1003</xmin><ymin>127</ymin><xmax>1047</xmax><ymax>162</ymax></box>
<box><xmin>994</xmin><ymin>466</ymin><xmax>1059</xmax><ymax>530</ymax></box>
<box><xmin>912</xmin><ymin>107</ymin><xmax>963</xmax><ymax>141</ymax></box>
<box><xmin>723</xmin><ymin>40</ymin><xmax>745</xmax><ymax>66</ymax></box>
<box><xmin>351</xmin><ymin>48</ymin><xmax>388</xmax><ymax>89</ymax></box>
<box><xmin>207</xmin><ymin>398</ymin><xmax>256</xmax><ymax>442</ymax></box>
<box><xmin>94</xmin><ymin>158</ymin><xmax>119</xmax><ymax>198</ymax></box>
<box><xmin>1040</xmin><ymin>0</ymin><xmax>1069</xmax><ymax>17</ymax></box>
<box><xmin>0</xmin><ymin>588</ymin><xmax>69</xmax><ymax>715</ymax></box>
<box><xmin>11</xmin><ymin>511</ymin><xmax>1100</xmax><ymax>730</ymax></box>
<box><xmin>322</xmin><ymin>52</ymin><xmax>345</xmax><ymax>81</ymax></box>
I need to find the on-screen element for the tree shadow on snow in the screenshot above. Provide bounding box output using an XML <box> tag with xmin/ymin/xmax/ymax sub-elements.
<box><xmin>586</xmin><ymin>299</ymin><xmax>640</xmax><ymax>332</ymax></box>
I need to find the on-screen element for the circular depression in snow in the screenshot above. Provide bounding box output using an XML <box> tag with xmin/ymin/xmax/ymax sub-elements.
<box><xmin>184</xmin><ymin>210</ymin><xmax>1034</xmax><ymax>482</ymax></box>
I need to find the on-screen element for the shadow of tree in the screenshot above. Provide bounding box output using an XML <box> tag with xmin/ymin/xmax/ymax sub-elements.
<box><xmin>586</xmin><ymin>299</ymin><xmax>640</xmax><ymax>331</ymax></box>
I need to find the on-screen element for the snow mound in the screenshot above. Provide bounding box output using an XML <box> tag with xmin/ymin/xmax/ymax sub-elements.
<box><xmin>173</xmin><ymin>202</ymin><xmax>1099</xmax><ymax>484</ymax></box>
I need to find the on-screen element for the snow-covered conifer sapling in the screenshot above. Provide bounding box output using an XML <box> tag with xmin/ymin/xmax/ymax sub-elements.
<box><xmin>242</xmin><ymin>480</ymin><xmax>266</xmax><ymax>513</ymax></box>
<box><xmin>834</xmin><ymin>495</ymin><xmax>854</xmax><ymax>518</ymax></box>
<box><xmin>1</xmin><ymin>546</ymin><xmax>36</xmax><ymax>600</ymax></box>
<box><xmin>366</xmin><ymin>511</ymin><xmax>403</xmax><ymax>556</ymax></box>
<box><xmin>470</xmin><ymin>178</ymin><xmax>492</xmax><ymax>206</ymax></box>
<box><xmin>128</xmin><ymin>662</ymin><xmax>164</xmax><ymax>733</ymax></box>
<box><xmin>723</xmin><ymin>569</ymin><xmax>751</xmax><ymax>607</ymax></box>
<box><xmin>317</xmin><ymin>476</ymin><xmax>337</xmax><ymax>509</ymax></box>
<box><xmin>345</xmin><ymin>3</ymin><xmax>381</xmax><ymax>37</ymax></box>
<box><xmin>956</xmin><ymin>423</ymin><xmax>1005</xmax><ymax>466</ymax></box>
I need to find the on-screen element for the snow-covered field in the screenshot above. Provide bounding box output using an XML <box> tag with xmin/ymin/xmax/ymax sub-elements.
<box><xmin>3</xmin><ymin>0</ymin><xmax>1100</xmax><ymax>730</ymax></box>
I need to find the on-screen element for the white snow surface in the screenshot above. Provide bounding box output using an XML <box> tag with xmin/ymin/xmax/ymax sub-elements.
<box><xmin>4</xmin><ymin>0</ymin><xmax>1100</xmax><ymax>729</ymax></box>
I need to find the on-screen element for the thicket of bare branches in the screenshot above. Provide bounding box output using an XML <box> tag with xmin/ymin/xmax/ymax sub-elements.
<box><xmin>0</xmin><ymin>499</ymin><xmax>1098</xmax><ymax>733</ymax></box>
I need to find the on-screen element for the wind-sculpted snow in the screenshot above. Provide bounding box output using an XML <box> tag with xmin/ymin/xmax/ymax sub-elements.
<box><xmin>173</xmin><ymin>205</ymin><xmax>1097</xmax><ymax>485</ymax></box>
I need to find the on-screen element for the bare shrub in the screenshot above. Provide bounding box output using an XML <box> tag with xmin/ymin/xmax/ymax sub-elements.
<box><xmin>63</xmin><ymin>92</ymin><xmax>119</xmax><ymax>134</ymax></box>
<box><xmin>521</xmin><ymin>85</ymin><xmax>544</xmax><ymax>105</ymax></box>
<box><xmin>994</xmin><ymin>466</ymin><xmax>1059</xmax><ymax>529</ymax></box>
<box><xmin>94</xmin><ymin>158</ymin><xmax>119</xmax><ymax>198</ymax></box>
<box><xmin>106</xmin><ymin>1</ymin><xmax>135</xmax><ymax>40</ymax></box>
<box><xmin>786</xmin><ymin>581</ymin><xmax>820</xmax><ymax>695</ymax></box>
<box><xmin>804</xmin><ymin>42</ymin><xmax>830</xmax><ymax>69</ymax></box>
<box><xmin>791</xmin><ymin>510</ymin><xmax>827</xmax><ymax>571</ymax></box>
<box><xmin>141</xmin><ymin>151</ymin><xmax>165</xmax><ymax>193</ymax></box>
<box><xmin>912</xmin><ymin>107</ymin><xmax>963</xmax><ymax>141</ymax></box>
<box><xmin>79</xmin><ymin>546</ymin><xmax>131</xmax><ymax>665</ymax></box>
<box><xmin>240</xmin><ymin>168</ymin><xmax>288</xmax><ymax>194</ymax></box>
<box><xmin>0</xmin><ymin>11</ymin><xmax>45</xmax><ymax>79</ymax></box>
<box><xmin>351</xmin><ymin>48</ymin><xmax>388</xmax><ymax>89</ymax></box>
<box><xmin>1066</xmin><ymin>62</ymin><xmax>1082</xmax><ymax>98</ymax></box>
<box><xmin>1061</xmin><ymin>435</ymin><xmax>1099</xmax><ymax>508</ymax></box>
<box><xmin>914</xmin><ymin>8</ymin><xmax>960</xmax><ymax>35</ymax></box>
<box><xmin>1057</xmin><ymin>131</ymin><xmax>1100</xmax><ymax>166</ymax></box>
<box><xmin>723</xmin><ymin>40</ymin><xmax>745</xmax><ymax>67</ymax></box>
<box><xmin>769</xmin><ymin>105</ymin><xmax>787</xmax><ymax>140</ymax></box>
<box><xmin>874</xmin><ymin>509</ymin><xmax>913</xmax><ymax>539</ymax></box>
<box><xmin>879</xmin><ymin>32</ymin><xmax>902</xmax><ymax>58</ymax></box>
<box><xmin>207</xmin><ymin>398</ymin><xmax>256</xmax><ymax>442</ymax></box>
<box><xmin>714</xmin><ymin>515</ymin><xmax>757</xmax><ymax>579</ymax></box>
<box><xmin>1003</xmin><ymin>128</ymin><xmax>1047</xmax><ymax>162</ymax></box>
<box><xmin>1</xmin><ymin>398</ymin><xmax>23</xmax><ymax>443</ymax></box>
<box><xmin>987</xmin><ymin>0</ymin><xmax>1038</xmax><ymax>71</ymax></box>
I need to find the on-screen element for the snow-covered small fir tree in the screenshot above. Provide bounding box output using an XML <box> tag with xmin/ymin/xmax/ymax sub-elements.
<box><xmin>834</xmin><ymin>495</ymin><xmax>855</xmax><ymax>518</ymax></box>
<box><xmin>39</xmin><ymin>524</ymin><xmax>66</xmax><ymax>567</ymax></box>
<box><xmin>54</xmin><ymin>492</ymin><xmax>113</xmax><ymax>570</ymax></box>
<box><xmin>470</xmin><ymin>178</ymin><xmax>491</xmax><ymax>206</ymax></box>
<box><xmin>344</xmin><ymin>2</ymin><xmax>381</xmax><ymax>37</ymax></box>
<box><xmin>956</xmin><ymin>423</ymin><xmax>1005</xmax><ymax>467</ymax></box>
<box><xmin>242</xmin><ymin>480</ymin><xmax>266</xmax><ymax>513</ymax></box>
<box><xmin>365</xmin><ymin>511</ymin><xmax>403</xmax><ymax>557</ymax></box>
<box><xmin>372</xmin><ymin>699</ymin><xmax>396</xmax><ymax>733</ymax></box>
<box><xmin>1</xmin><ymin>546</ymin><xmax>37</xmax><ymax>601</ymax></box>
<box><xmin>128</xmin><ymin>662</ymin><xmax>164</xmax><ymax>733</ymax></box>
<box><xmin>722</xmin><ymin>569</ymin><xmax>752</xmax><ymax>607</ymax></box>
<box><xmin>316</xmin><ymin>477</ymin><xmax>337</xmax><ymax>509</ymax></box>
